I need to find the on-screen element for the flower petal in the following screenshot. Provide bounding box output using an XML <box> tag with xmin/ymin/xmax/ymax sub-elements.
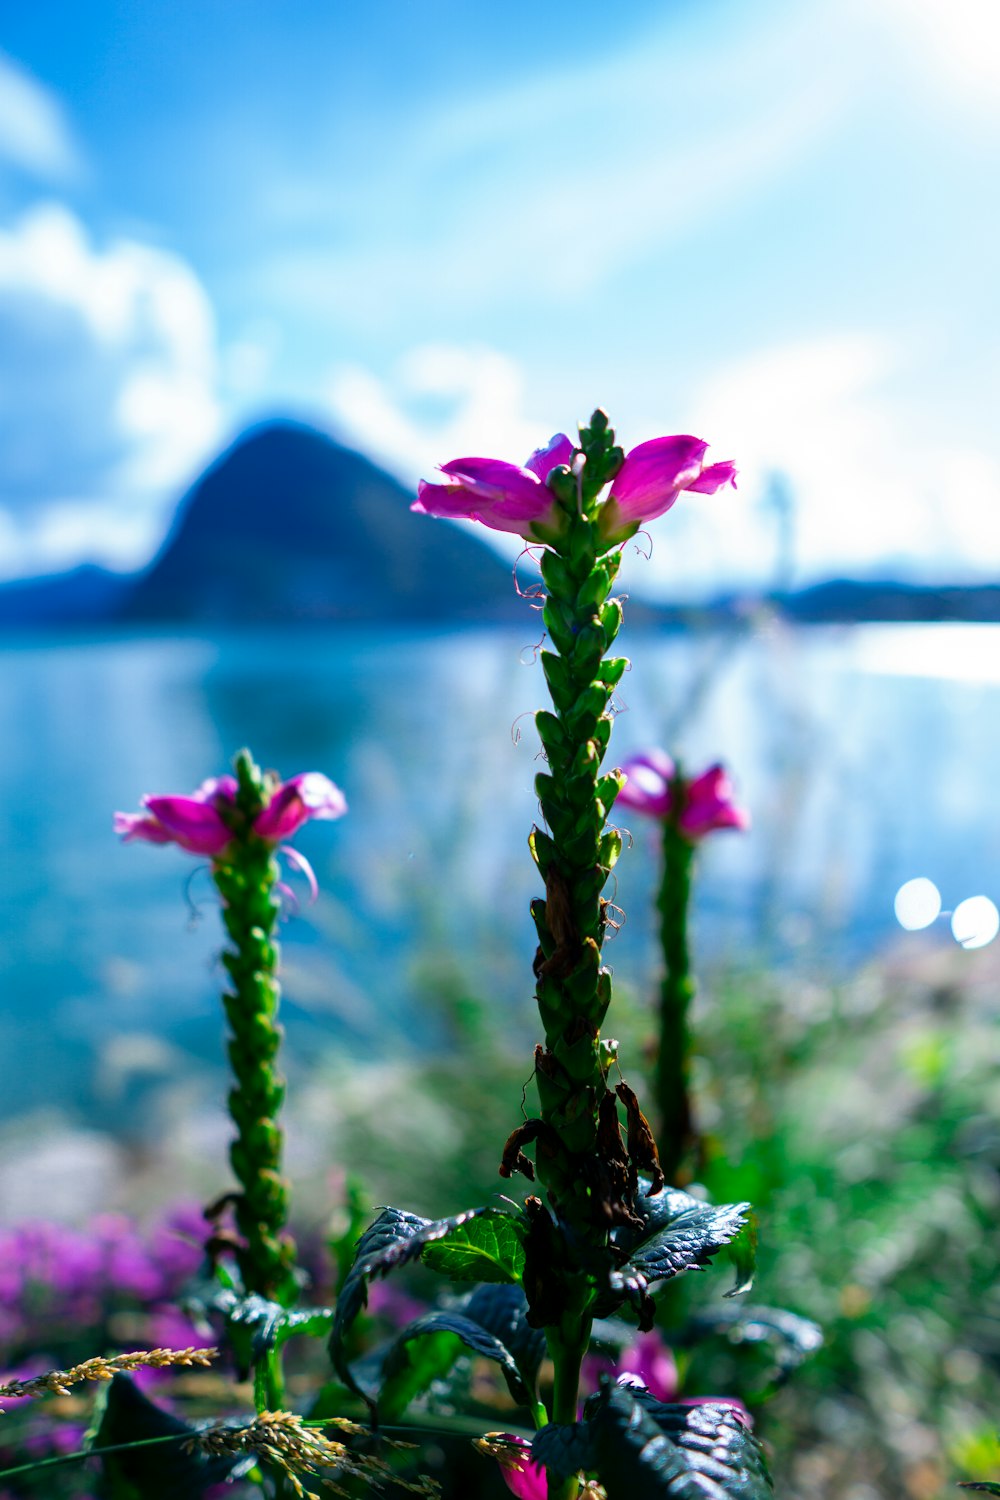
<box><xmin>678</xmin><ymin>764</ymin><xmax>750</xmax><ymax>839</ymax></box>
<box><xmin>684</xmin><ymin>460</ymin><xmax>738</xmax><ymax>495</ymax></box>
<box><xmin>142</xmin><ymin>796</ymin><xmax>233</xmax><ymax>856</ymax></box>
<box><xmin>193</xmin><ymin>774</ymin><xmax>238</xmax><ymax>805</ymax></box>
<box><xmin>254</xmin><ymin>772</ymin><xmax>347</xmax><ymax>842</ymax></box>
<box><xmin>113</xmin><ymin>811</ymin><xmax>174</xmax><ymax>845</ymax></box>
<box><xmin>412</xmin><ymin>455</ymin><xmax>560</xmax><ymax>538</ymax></box>
<box><xmin>523</xmin><ymin>433</ymin><xmax>575</xmax><ymax>481</ymax></box>
<box><xmin>615</xmin><ymin>752</ymin><xmax>675</xmax><ymax>820</ymax></box>
<box><xmin>486</xmin><ymin>1436</ymin><xmax>548</xmax><ymax>1500</ymax></box>
<box><xmin>618</xmin><ymin>1329</ymin><xmax>678</xmax><ymax>1403</ymax></box>
<box><xmin>610</xmin><ymin>435</ymin><xmax>709</xmax><ymax>521</ymax></box>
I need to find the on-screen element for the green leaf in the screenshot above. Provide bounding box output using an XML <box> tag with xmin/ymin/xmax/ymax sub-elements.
<box><xmin>378</xmin><ymin>1325</ymin><xmax>467</xmax><ymax>1420</ymax></box>
<box><xmin>535</xmin><ymin>1381</ymin><xmax>773</xmax><ymax>1499</ymax></box>
<box><xmin>534</xmin><ymin>711</ymin><xmax>566</xmax><ymax>757</ymax></box>
<box><xmin>216</xmin><ymin>1290</ymin><xmax>335</xmax><ymax>1371</ymax></box>
<box><xmin>575</xmin><ymin>564</ymin><xmax>612</xmax><ymax>613</ymax></box>
<box><xmin>375</xmin><ymin>1285</ymin><xmax>543</xmax><ymax>1420</ymax></box>
<box><xmin>596</xmin><ymin>656</ymin><xmax>628</xmax><ymax>687</ymax></box>
<box><xmin>682</xmin><ymin>1304</ymin><xmax>823</xmax><ymax>1391</ymax></box>
<box><xmin>421</xmin><ymin>1210</ymin><xmax>526</xmax><ymax>1284</ymax></box>
<box><xmin>600</xmin><ymin>598</ymin><xmax>624</xmax><ymax>643</ymax></box>
<box><xmin>532</xmin><ymin>1420</ymin><xmax>594</xmax><ymax>1485</ymax></box>
<box><xmin>91</xmin><ymin>1375</ymin><xmax>241</xmax><ymax>1500</ymax></box>
<box><xmin>542</xmin><ymin>599</ymin><xmax>578</xmax><ymax>656</ymax></box>
<box><xmin>457</xmin><ymin>1282</ymin><xmax>546</xmax><ymax>1393</ymax></box>
<box><xmin>600</xmin><ymin>1183</ymin><xmax>750</xmax><ymax>1317</ymax></box>
<box><xmin>725</xmin><ymin>1215</ymin><xmax>758</xmax><ymax>1297</ymax></box>
<box><xmin>328</xmin><ymin>1204</ymin><xmax>496</xmax><ymax>1403</ymax></box>
<box><xmin>959</xmin><ymin>1485</ymin><xmax>1000</xmax><ymax>1494</ymax></box>
<box><xmin>540</xmin><ymin>551</ymin><xmax>573</xmax><ymax>596</ymax></box>
<box><xmin>541</xmin><ymin>650</ymin><xmax>574</xmax><ymax>711</ymax></box>
<box><xmin>380</xmin><ymin>1308</ymin><xmax>530</xmax><ymax>1417</ymax></box>
<box><xmin>528</xmin><ymin>827</ymin><xmax>558</xmax><ymax>874</ymax></box>
<box><xmin>600</xmin><ymin>1384</ymin><xmax>773</xmax><ymax>1499</ymax></box>
<box><xmin>596</xmin><ymin>772</ymin><xmax>625</xmax><ymax>812</ymax></box>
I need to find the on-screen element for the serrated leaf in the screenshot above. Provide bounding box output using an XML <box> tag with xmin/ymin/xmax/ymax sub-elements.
<box><xmin>603</xmin><ymin>1185</ymin><xmax>750</xmax><ymax>1314</ymax></box>
<box><xmin>372</xmin><ymin>1284</ymin><xmax>544</xmax><ymax>1421</ymax></box>
<box><xmin>682</xmin><ymin>1304</ymin><xmax>823</xmax><ymax>1390</ymax></box>
<box><xmin>216</xmin><ymin>1290</ymin><xmax>334</xmax><ymax>1368</ymax></box>
<box><xmin>328</xmin><ymin>1203</ymin><xmax>494</xmax><ymax>1402</ymax></box>
<box><xmin>455</xmin><ymin>1283</ymin><xmax>546</xmax><ymax>1394</ymax></box>
<box><xmin>725</xmin><ymin>1217</ymin><xmax>758</xmax><ymax>1298</ymax></box>
<box><xmin>532</xmin><ymin>1419</ymin><xmax>595</xmax><ymax>1485</ymax></box>
<box><xmin>565</xmin><ymin>1381</ymin><xmax>773</xmax><ymax>1500</ymax></box>
<box><xmin>421</xmin><ymin>1211</ymin><xmax>526</xmax><ymax>1284</ymax></box>
<box><xmin>380</xmin><ymin>1309</ymin><xmax>530</xmax><ymax>1417</ymax></box>
<box><xmin>91</xmin><ymin>1375</ymin><xmax>240</xmax><ymax>1499</ymax></box>
<box><xmin>378</xmin><ymin>1325</ymin><xmax>467</xmax><ymax>1420</ymax></box>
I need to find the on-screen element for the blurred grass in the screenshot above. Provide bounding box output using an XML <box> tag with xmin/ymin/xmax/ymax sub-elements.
<box><xmin>5</xmin><ymin>919</ymin><xmax>1000</xmax><ymax>1498</ymax></box>
<box><xmin>302</xmin><ymin>938</ymin><xmax>1000</xmax><ymax>1500</ymax></box>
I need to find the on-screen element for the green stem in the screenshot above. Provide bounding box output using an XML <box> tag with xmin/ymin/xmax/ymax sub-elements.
<box><xmin>655</xmin><ymin>822</ymin><xmax>697</xmax><ymax>1184</ymax></box>
<box><xmin>0</xmin><ymin>1433</ymin><xmax>188</xmax><ymax>1484</ymax></box>
<box><xmin>252</xmin><ymin>1348</ymin><xmax>286</xmax><ymax>1413</ymax></box>
<box><xmin>529</xmin><ymin>432</ymin><xmax>629</xmax><ymax>1224</ymax></box>
<box><xmin>548</xmin><ymin>1320</ymin><xmax>591</xmax><ymax>1426</ymax></box>
<box><xmin>213</xmin><ymin>750</ymin><xmax>298</xmax><ymax>1308</ymax></box>
<box><xmin>546</xmin><ymin>1311</ymin><xmax>591</xmax><ymax>1500</ymax></box>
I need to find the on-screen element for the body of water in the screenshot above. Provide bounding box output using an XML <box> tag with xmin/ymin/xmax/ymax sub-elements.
<box><xmin>2</xmin><ymin>620</ymin><xmax>999</xmax><ymax>1126</ymax></box>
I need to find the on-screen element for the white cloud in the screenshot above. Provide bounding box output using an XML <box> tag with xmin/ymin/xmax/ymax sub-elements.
<box><xmin>0</xmin><ymin>204</ymin><xmax>222</xmax><ymax>578</ymax></box>
<box><xmin>327</xmin><ymin>334</ymin><xmax>1000</xmax><ymax>600</ymax></box>
<box><xmin>327</xmin><ymin>344</ymin><xmax>552</xmax><ymax>485</ymax></box>
<box><xmin>0</xmin><ymin>52</ymin><xmax>81</xmax><ymax>180</ymax></box>
<box><xmin>869</xmin><ymin>0</ymin><xmax>1000</xmax><ymax>117</ymax></box>
<box><xmin>688</xmin><ymin>334</ymin><xmax>1000</xmax><ymax>589</ymax></box>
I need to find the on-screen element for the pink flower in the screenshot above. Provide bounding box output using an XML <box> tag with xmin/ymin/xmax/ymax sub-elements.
<box><xmin>412</xmin><ymin>434</ymin><xmax>574</xmax><ymax>540</ymax></box>
<box><xmin>484</xmin><ymin>1435</ymin><xmax>548</xmax><ymax>1500</ymax></box>
<box><xmin>115</xmin><ymin>772</ymin><xmax>346</xmax><ymax>858</ymax></box>
<box><xmin>600</xmin><ymin>435</ymin><xmax>736</xmax><ymax>543</ymax></box>
<box><xmin>617</xmin><ymin>753</ymin><xmax>749</xmax><ymax>840</ymax></box>
<box><xmin>615</xmin><ymin>750</ymin><xmax>676</xmax><ymax>820</ymax></box>
<box><xmin>254</xmin><ymin>773</ymin><xmax>348</xmax><ymax>840</ymax></box>
<box><xmin>619</xmin><ymin>1330</ymin><xmax>678</xmax><ymax>1402</ymax></box>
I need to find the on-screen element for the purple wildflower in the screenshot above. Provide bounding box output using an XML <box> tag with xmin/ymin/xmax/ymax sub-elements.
<box><xmin>617</xmin><ymin>753</ymin><xmax>749</xmax><ymax>840</ymax></box>
<box><xmin>599</xmin><ymin>435</ymin><xmax>737</xmax><ymax>542</ymax></box>
<box><xmin>412</xmin><ymin>434</ymin><xmax>574</xmax><ymax>540</ymax></box>
<box><xmin>114</xmin><ymin>771</ymin><xmax>346</xmax><ymax>859</ymax></box>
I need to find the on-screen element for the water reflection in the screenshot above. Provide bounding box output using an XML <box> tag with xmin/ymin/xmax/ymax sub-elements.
<box><xmin>4</xmin><ymin>621</ymin><xmax>1000</xmax><ymax>1123</ymax></box>
<box><xmin>951</xmin><ymin>895</ymin><xmax>1000</xmax><ymax>950</ymax></box>
<box><xmin>893</xmin><ymin>878</ymin><xmax>941</xmax><ymax>931</ymax></box>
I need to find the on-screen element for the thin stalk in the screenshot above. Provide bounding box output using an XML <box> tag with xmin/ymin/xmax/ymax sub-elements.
<box><xmin>655</xmin><ymin>821</ymin><xmax>697</xmax><ymax>1184</ymax></box>
<box><xmin>213</xmin><ymin>750</ymin><xmax>299</xmax><ymax>1309</ymax></box>
<box><xmin>547</xmin><ymin>1312</ymin><xmax>589</xmax><ymax>1500</ymax></box>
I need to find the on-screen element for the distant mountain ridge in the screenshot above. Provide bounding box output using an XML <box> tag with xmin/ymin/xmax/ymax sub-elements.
<box><xmin>122</xmin><ymin>421</ymin><xmax>522</xmax><ymax>623</ymax></box>
<box><xmin>2</xmin><ymin>419</ymin><xmax>999</xmax><ymax>628</ymax></box>
<box><xmin>0</xmin><ymin>421</ymin><xmax>523</xmax><ymax>627</ymax></box>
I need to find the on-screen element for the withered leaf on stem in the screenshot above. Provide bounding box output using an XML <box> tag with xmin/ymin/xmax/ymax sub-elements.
<box><xmin>616</xmin><ymin>1080</ymin><xmax>665</xmax><ymax>1195</ymax></box>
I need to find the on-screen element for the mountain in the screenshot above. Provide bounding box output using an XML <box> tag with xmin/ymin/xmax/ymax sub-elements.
<box><xmin>0</xmin><ymin>564</ymin><xmax>130</xmax><ymax>625</ymax></box>
<box><xmin>774</xmin><ymin>577</ymin><xmax>1000</xmax><ymax>624</ymax></box>
<box><xmin>120</xmin><ymin>421</ymin><xmax>521</xmax><ymax>623</ymax></box>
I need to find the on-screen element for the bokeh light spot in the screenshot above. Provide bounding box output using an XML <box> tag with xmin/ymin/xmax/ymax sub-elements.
<box><xmin>894</xmin><ymin>877</ymin><xmax>941</xmax><ymax>931</ymax></box>
<box><xmin>951</xmin><ymin>895</ymin><xmax>1000</xmax><ymax>950</ymax></box>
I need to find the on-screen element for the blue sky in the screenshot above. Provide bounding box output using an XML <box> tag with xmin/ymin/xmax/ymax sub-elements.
<box><xmin>1</xmin><ymin>0</ymin><xmax>999</xmax><ymax>596</ymax></box>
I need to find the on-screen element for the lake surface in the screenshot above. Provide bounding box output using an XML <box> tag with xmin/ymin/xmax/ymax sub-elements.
<box><xmin>2</xmin><ymin>620</ymin><xmax>999</xmax><ymax>1126</ymax></box>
